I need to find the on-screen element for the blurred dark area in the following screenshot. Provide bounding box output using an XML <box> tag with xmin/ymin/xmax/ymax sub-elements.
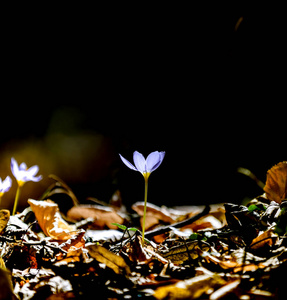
<box><xmin>1</xmin><ymin>4</ymin><xmax>286</xmax><ymax>212</ymax></box>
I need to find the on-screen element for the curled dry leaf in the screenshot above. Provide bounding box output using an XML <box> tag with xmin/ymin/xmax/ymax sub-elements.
<box><xmin>67</xmin><ymin>204</ymin><xmax>124</xmax><ymax>230</ymax></box>
<box><xmin>28</xmin><ymin>199</ymin><xmax>77</xmax><ymax>240</ymax></box>
<box><xmin>0</xmin><ymin>209</ymin><xmax>10</xmax><ymax>235</ymax></box>
<box><xmin>264</xmin><ymin>161</ymin><xmax>287</xmax><ymax>203</ymax></box>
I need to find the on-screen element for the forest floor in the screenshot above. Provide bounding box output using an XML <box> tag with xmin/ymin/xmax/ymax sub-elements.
<box><xmin>0</xmin><ymin>162</ymin><xmax>287</xmax><ymax>299</ymax></box>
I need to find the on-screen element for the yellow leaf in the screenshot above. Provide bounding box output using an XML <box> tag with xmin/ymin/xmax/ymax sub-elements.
<box><xmin>154</xmin><ymin>274</ymin><xmax>225</xmax><ymax>300</ymax></box>
<box><xmin>0</xmin><ymin>209</ymin><xmax>10</xmax><ymax>235</ymax></box>
<box><xmin>264</xmin><ymin>161</ymin><xmax>287</xmax><ymax>203</ymax></box>
<box><xmin>28</xmin><ymin>199</ymin><xmax>77</xmax><ymax>240</ymax></box>
<box><xmin>0</xmin><ymin>268</ymin><xmax>15</xmax><ymax>299</ymax></box>
<box><xmin>87</xmin><ymin>244</ymin><xmax>131</xmax><ymax>275</ymax></box>
<box><xmin>250</xmin><ymin>229</ymin><xmax>276</xmax><ymax>250</ymax></box>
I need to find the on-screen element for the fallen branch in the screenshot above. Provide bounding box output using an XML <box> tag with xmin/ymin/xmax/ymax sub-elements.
<box><xmin>145</xmin><ymin>205</ymin><xmax>210</xmax><ymax>239</ymax></box>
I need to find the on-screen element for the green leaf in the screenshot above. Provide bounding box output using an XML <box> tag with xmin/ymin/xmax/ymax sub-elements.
<box><xmin>127</xmin><ymin>227</ymin><xmax>139</xmax><ymax>232</ymax></box>
<box><xmin>248</xmin><ymin>204</ymin><xmax>266</xmax><ymax>212</ymax></box>
<box><xmin>189</xmin><ymin>233</ymin><xmax>198</xmax><ymax>240</ymax></box>
<box><xmin>111</xmin><ymin>223</ymin><xmax>127</xmax><ymax>231</ymax></box>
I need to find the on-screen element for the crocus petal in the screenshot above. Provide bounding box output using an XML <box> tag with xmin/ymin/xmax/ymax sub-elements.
<box><xmin>19</xmin><ymin>162</ymin><xmax>27</xmax><ymax>171</ymax></box>
<box><xmin>133</xmin><ymin>151</ymin><xmax>146</xmax><ymax>173</ymax></box>
<box><xmin>29</xmin><ymin>175</ymin><xmax>43</xmax><ymax>182</ymax></box>
<box><xmin>11</xmin><ymin>158</ymin><xmax>42</xmax><ymax>184</ymax></box>
<box><xmin>11</xmin><ymin>157</ymin><xmax>20</xmax><ymax>179</ymax></box>
<box><xmin>2</xmin><ymin>176</ymin><xmax>12</xmax><ymax>192</ymax></box>
<box><xmin>26</xmin><ymin>165</ymin><xmax>39</xmax><ymax>177</ymax></box>
<box><xmin>150</xmin><ymin>151</ymin><xmax>165</xmax><ymax>172</ymax></box>
<box><xmin>146</xmin><ymin>151</ymin><xmax>161</xmax><ymax>173</ymax></box>
<box><xmin>119</xmin><ymin>154</ymin><xmax>138</xmax><ymax>171</ymax></box>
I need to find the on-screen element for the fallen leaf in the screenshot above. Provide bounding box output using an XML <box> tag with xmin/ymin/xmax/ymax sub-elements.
<box><xmin>124</xmin><ymin>235</ymin><xmax>152</xmax><ymax>263</ymax></box>
<box><xmin>28</xmin><ymin>199</ymin><xmax>77</xmax><ymax>240</ymax></box>
<box><xmin>182</xmin><ymin>215</ymin><xmax>223</xmax><ymax>232</ymax></box>
<box><xmin>132</xmin><ymin>202</ymin><xmax>182</xmax><ymax>231</ymax></box>
<box><xmin>132</xmin><ymin>202</ymin><xmax>179</xmax><ymax>224</ymax></box>
<box><xmin>250</xmin><ymin>229</ymin><xmax>277</xmax><ymax>250</ymax></box>
<box><xmin>0</xmin><ymin>267</ymin><xmax>15</xmax><ymax>300</ymax></box>
<box><xmin>67</xmin><ymin>204</ymin><xmax>124</xmax><ymax>230</ymax></box>
<box><xmin>87</xmin><ymin>244</ymin><xmax>131</xmax><ymax>275</ymax></box>
<box><xmin>264</xmin><ymin>161</ymin><xmax>287</xmax><ymax>203</ymax></box>
<box><xmin>55</xmin><ymin>230</ymin><xmax>86</xmax><ymax>263</ymax></box>
<box><xmin>0</xmin><ymin>209</ymin><xmax>10</xmax><ymax>235</ymax></box>
<box><xmin>153</xmin><ymin>274</ymin><xmax>226</xmax><ymax>300</ymax></box>
<box><xmin>159</xmin><ymin>241</ymin><xmax>210</xmax><ymax>265</ymax></box>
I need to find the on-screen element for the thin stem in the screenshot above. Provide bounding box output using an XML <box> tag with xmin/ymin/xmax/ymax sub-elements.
<box><xmin>12</xmin><ymin>186</ymin><xmax>21</xmax><ymax>215</ymax></box>
<box><xmin>142</xmin><ymin>177</ymin><xmax>148</xmax><ymax>244</ymax></box>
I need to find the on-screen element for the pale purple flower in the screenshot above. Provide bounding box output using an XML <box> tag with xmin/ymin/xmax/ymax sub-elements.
<box><xmin>0</xmin><ymin>176</ymin><xmax>12</xmax><ymax>197</ymax></box>
<box><xmin>119</xmin><ymin>151</ymin><xmax>165</xmax><ymax>179</ymax></box>
<box><xmin>11</xmin><ymin>157</ymin><xmax>42</xmax><ymax>187</ymax></box>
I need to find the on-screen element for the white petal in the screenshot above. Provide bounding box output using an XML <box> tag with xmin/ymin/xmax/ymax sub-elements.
<box><xmin>150</xmin><ymin>151</ymin><xmax>165</xmax><ymax>172</ymax></box>
<box><xmin>133</xmin><ymin>151</ymin><xmax>146</xmax><ymax>173</ymax></box>
<box><xmin>146</xmin><ymin>151</ymin><xmax>160</xmax><ymax>172</ymax></box>
<box><xmin>11</xmin><ymin>158</ymin><xmax>20</xmax><ymax>179</ymax></box>
<box><xmin>119</xmin><ymin>154</ymin><xmax>138</xmax><ymax>171</ymax></box>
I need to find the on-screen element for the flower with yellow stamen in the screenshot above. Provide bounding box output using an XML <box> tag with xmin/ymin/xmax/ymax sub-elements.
<box><xmin>10</xmin><ymin>158</ymin><xmax>42</xmax><ymax>215</ymax></box>
<box><xmin>119</xmin><ymin>151</ymin><xmax>165</xmax><ymax>244</ymax></box>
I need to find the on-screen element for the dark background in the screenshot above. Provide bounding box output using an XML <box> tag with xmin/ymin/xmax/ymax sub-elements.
<box><xmin>1</xmin><ymin>4</ymin><xmax>286</xmax><ymax>211</ymax></box>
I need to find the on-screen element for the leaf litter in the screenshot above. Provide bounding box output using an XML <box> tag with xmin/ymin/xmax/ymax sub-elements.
<box><xmin>0</xmin><ymin>162</ymin><xmax>287</xmax><ymax>299</ymax></box>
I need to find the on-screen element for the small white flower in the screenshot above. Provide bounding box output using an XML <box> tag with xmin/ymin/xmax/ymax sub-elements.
<box><xmin>119</xmin><ymin>151</ymin><xmax>165</xmax><ymax>180</ymax></box>
<box><xmin>11</xmin><ymin>157</ymin><xmax>42</xmax><ymax>187</ymax></box>
<box><xmin>0</xmin><ymin>176</ymin><xmax>12</xmax><ymax>197</ymax></box>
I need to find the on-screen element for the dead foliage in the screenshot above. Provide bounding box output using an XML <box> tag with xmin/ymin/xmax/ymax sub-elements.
<box><xmin>0</xmin><ymin>162</ymin><xmax>287</xmax><ymax>299</ymax></box>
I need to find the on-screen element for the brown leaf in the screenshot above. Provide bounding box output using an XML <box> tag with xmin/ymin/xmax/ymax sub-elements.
<box><xmin>0</xmin><ymin>268</ymin><xmax>15</xmax><ymax>300</ymax></box>
<box><xmin>0</xmin><ymin>209</ymin><xmax>10</xmax><ymax>235</ymax></box>
<box><xmin>264</xmin><ymin>161</ymin><xmax>287</xmax><ymax>203</ymax></box>
<box><xmin>159</xmin><ymin>241</ymin><xmax>210</xmax><ymax>265</ymax></box>
<box><xmin>132</xmin><ymin>202</ymin><xmax>182</xmax><ymax>231</ymax></box>
<box><xmin>154</xmin><ymin>274</ymin><xmax>226</xmax><ymax>300</ymax></box>
<box><xmin>250</xmin><ymin>229</ymin><xmax>277</xmax><ymax>250</ymax></box>
<box><xmin>28</xmin><ymin>199</ymin><xmax>77</xmax><ymax>240</ymax></box>
<box><xmin>87</xmin><ymin>244</ymin><xmax>131</xmax><ymax>275</ymax></box>
<box><xmin>125</xmin><ymin>235</ymin><xmax>152</xmax><ymax>263</ymax></box>
<box><xmin>67</xmin><ymin>204</ymin><xmax>124</xmax><ymax>229</ymax></box>
<box><xmin>132</xmin><ymin>202</ymin><xmax>179</xmax><ymax>224</ymax></box>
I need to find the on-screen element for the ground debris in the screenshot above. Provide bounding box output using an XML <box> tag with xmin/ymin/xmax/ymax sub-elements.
<box><xmin>1</xmin><ymin>162</ymin><xmax>287</xmax><ymax>299</ymax></box>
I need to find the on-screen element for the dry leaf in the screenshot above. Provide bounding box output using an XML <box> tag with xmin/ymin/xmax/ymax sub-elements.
<box><xmin>125</xmin><ymin>235</ymin><xmax>152</xmax><ymax>263</ymax></box>
<box><xmin>132</xmin><ymin>202</ymin><xmax>179</xmax><ymax>224</ymax></box>
<box><xmin>132</xmin><ymin>202</ymin><xmax>182</xmax><ymax>231</ymax></box>
<box><xmin>55</xmin><ymin>230</ymin><xmax>86</xmax><ymax>263</ymax></box>
<box><xmin>250</xmin><ymin>229</ymin><xmax>277</xmax><ymax>250</ymax></box>
<box><xmin>87</xmin><ymin>244</ymin><xmax>131</xmax><ymax>275</ymax></box>
<box><xmin>159</xmin><ymin>241</ymin><xmax>210</xmax><ymax>265</ymax></box>
<box><xmin>154</xmin><ymin>274</ymin><xmax>226</xmax><ymax>300</ymax></box>
<box><xmin>264</xmin><ymin>161</ymin><xmax>287</xmax><ymax>203</ymax></box>
<box><xmin>209</xmin><ymin>279</ymin><xmax>241</xmax><ymax>300</ymax></box>
<box><xmin>28</xmin><ymin>199</ymin><xmax>77</xmax><ymax>240</ymax></box>
<box><xmin>0</xmin><ymin>267</ymin><xmax>15</xmax><ymax>300</ymax></box>
<box><xmin>0</xmin><ymin>209</ymin><xmax>10</xmax><ymax>235</ymax></box>
<box><xmin>67</xmin><ymin>204</ymin><xmax>124</xmax><ymax>229</ymax></box>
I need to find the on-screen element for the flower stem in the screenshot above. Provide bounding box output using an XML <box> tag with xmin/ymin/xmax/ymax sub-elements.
<box><xmin>142</xmin><ymin>177</ymin><xmax>148</xmax><ymax>244</ymax></box>
<box><xmin>12</xmin><ymin>186</ymin><xmax>21</xmax><ymax>215</ymax></box>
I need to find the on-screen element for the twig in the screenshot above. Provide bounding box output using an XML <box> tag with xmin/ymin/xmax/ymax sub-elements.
<box><xmin>144</xmin><ymin>205</ymin><xmax>210</xmax><ymax>239</ymax></box>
